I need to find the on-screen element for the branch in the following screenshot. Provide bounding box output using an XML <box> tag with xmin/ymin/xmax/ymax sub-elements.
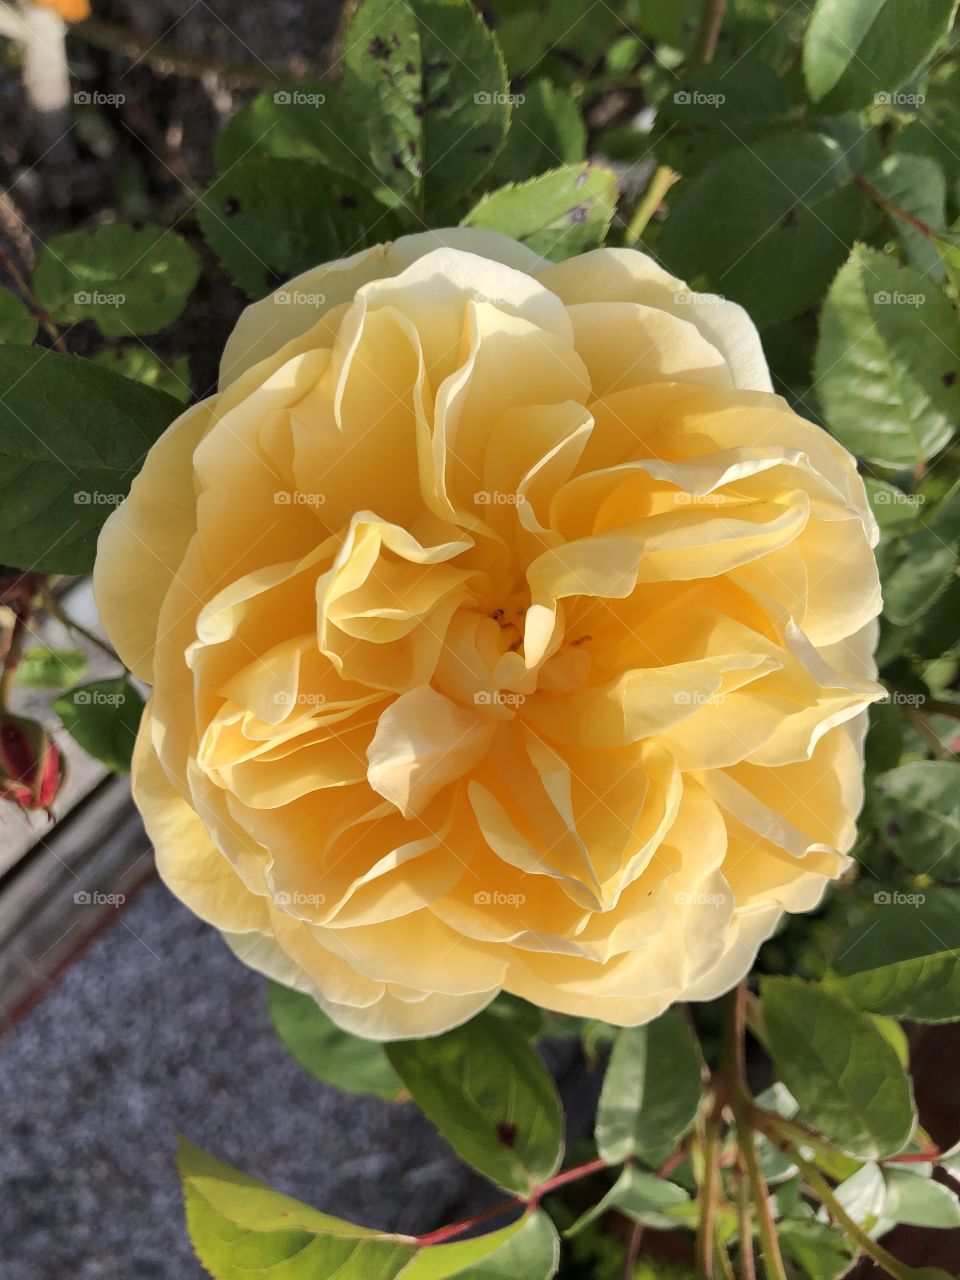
<box><xmin>854</xmin><ymin>174</ymin><xmax>937</xmax><ymax>240</ymax></box>
<box><xmin>0</xmin><ymin>245</ymin><xmax>68</xmax><ymax>352</ymax></box>
<box><xmin>792</xmin><ymin>1148</ymin><xmax>914</xmax><ymax>1280</ymax></box>
<box><xmin>689</xmin><ymin>0</ymin><xmax>727</xmax><ymax>70</ymax></box>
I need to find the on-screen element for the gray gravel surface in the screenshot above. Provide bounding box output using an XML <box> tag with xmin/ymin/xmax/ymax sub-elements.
<box><xmin>0</xmin><ymin>879</ymin><xmax>482</xmax><ymax>1280</ymax></box>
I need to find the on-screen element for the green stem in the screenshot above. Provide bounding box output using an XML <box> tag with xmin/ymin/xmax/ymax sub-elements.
<box><xmin>735</xmin><ymin>1106</ymin><xmax>787</xmax><ymax>1280</ymax></box>
<box><xmin>695</xmin><ymin>1094</ymin><xmax>724</xmax><ymax>1277</ymax></box>
<box><xmin>792</xmin><ymin>1149</ymin><xmax>914</xmax><ymax>1280</ymax></box>
<box><xmin>624</xmin><ymin>165</ymin><xmax>679</xmax><ymax>245</ymax></box>
<box><xmin>722</xmin><ymin>987</ymin><xmax>788</xmax><ymax>1280</ymax></box>
<box><xmin>44</xmin><ymin>591</ymin><xmax>123</xmax><ymax>668</ymax></box>
<box><xmin>689</xmin><ymin>0</ymin><xmax>727</xmax><ymax>70</ymax></box>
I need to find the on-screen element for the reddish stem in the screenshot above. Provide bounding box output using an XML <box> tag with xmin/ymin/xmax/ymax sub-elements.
<box><xmin>853</xmin><ymin>174</ymin><xmax>938</xmax><ymax>239</ymax></box>
<box><xmin>413</xmin><ymin>1156</ymin><xmax>608</xmax><ymax>1247</ymax></box>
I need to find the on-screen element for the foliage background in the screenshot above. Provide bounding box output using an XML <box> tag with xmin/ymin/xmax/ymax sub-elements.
<box><xmin>2</xmin><ymin>0</ymin><xmax>960</xmax><ymax>1277</ymax></box>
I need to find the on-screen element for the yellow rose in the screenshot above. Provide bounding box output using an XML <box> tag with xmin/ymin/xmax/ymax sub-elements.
<box><xmin>95</xmin><ymin>230</ymin><xmax>882</xmax><ymax>1040</ymax></box>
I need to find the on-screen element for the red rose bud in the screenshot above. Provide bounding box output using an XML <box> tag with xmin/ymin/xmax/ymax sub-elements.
<box><xmin>0</xmin><ymin>715</ymin><xmax>64</xmax><ymax>813</ymax></box>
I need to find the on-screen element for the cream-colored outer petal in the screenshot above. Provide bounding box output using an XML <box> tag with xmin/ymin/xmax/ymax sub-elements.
<box><xmin>93</xmin><ymin>398</ymin><xmax>213</xmax><ymax>682</ymax></box>
<box><xmin>537</xmin><ymin>247</ymin><xmax>774</xmax><ymax>393</ymax></box>
<box><xmin>218</xmin><ymin>228</ymin><xmax>546</xmax><ymax>390</ymax></box>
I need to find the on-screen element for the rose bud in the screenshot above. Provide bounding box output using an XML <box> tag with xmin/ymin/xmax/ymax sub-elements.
<box><xmin>0</xmin><ymin>714</ymin><xmax>64</xmax><ymax>813</ymax></box>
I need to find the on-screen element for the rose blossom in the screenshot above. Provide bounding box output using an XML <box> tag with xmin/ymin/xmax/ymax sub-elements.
<box><xmin>95</xmin><ymin>230</ymin><xmax>882</xmax><ymax>1039</ymax></box>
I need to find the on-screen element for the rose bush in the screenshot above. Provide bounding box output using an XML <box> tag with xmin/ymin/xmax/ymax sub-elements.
<box><xmin>94</xmin><ymin>229</ymin><xmax>882</xmax><ymax>1040</ymax></box>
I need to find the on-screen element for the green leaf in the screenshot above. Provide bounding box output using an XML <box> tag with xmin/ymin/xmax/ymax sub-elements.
<box><xmin>865</xmin><ymin>154</ymin><xmax>947</xmax><ymax>278</ymax></box>
<box><xmin>802</xmin><ymin>0</ymin><xmax>958</xmax><ymax>114</ymax></box>
<box><xmin>342</xmin><ymin>0</ymin><xmax>510</xmax><ymax>212</ymax></box>
<box><xmin>899</xmin><ymin>61</ymin><xmax>960</xmax><ymax>190</ymax></box>
<box><xmin>461</xmin><ymin>165</ymin><xmax>618</xmax><ymax>262</ymax></box>
<box><xmin>884</xmin><ymin>1167</ymin><xmax>960</xmax><ymax>1228</ymax></box>
<box><xmin>778</xmin><ymin>1219</ymin><xmax>859</xmax><ymax>1280</ymax></box>
<box><xmin>92</xmin><ymin>346</ymin><xmax>191</xmax><ymax>403</ymax></box>
<box><xmin>594</xmin><ymin>1008</ymin><xmax>702</xmax><ymax>1166</ymax></box>
<box><xmin>400</xmin><ymin>1213</ymin><xmax>559</xmax><ymax>1278</ymax></box>
<box><xmin>0</xmin><ymin>346</ymin><xmax>181</xmax><ymax>574</ymax></box>
<box><xmin>0</xmin><ymin>286</ymin><xmax>38</xmax><ymax>345</ymax></box>
<box><xmin>53</xmin><ymin>677</ymin><xmax>144</xmax><ymax>775</ymax></box>
<box><xmin>34</xmin><ymin>224</ymin><xmax>200</xmax><ymax>336</ymax></box>
<box><xmin>760</xmin><ymin>978</ymin><xmax>916</xmax><ymax>1159</ymax></box>
<box><xmin>178</xmin><ymin>1138</ymin><xmax>417</xmax><ymax>1280</ymax></box>
<box><xmin>386</xmin><ymin>1011</ymin><xmax>563</xmax><ymax>1195</ymax></box>
<box><xmin>15</xmin><ymin>646</ymin><xmax>87</xmax><ymax>688</ymax></box>
<box><xmin>198</xmin><ymin>159</ymin><xmax>399</xmax><ymax>299</ymax></box>
<box><xmin>490</xmin><ymin>80</ymin><xmax>586</xmax><ymax>185</ymax></box>
<box><xmin>828</xmin><ymin>1159</ymin><xmax>887</xmax><ymax>1227</ymax></box>
<box><xmin>814</xmin><ymin>246</ymin><xmax>960</xmax><ymax>468</ymax></box>
<box><xmin>882</xmin><ymin>525</ymin><xmax>957</xmax><ymax>626</ymax></box>
<box><xmin>875</xmin><ymin>761</ymin><xmax>960</xmax><ymax>879</ymax></box>
<box><xmin>660</xmin><ymin>132</ymin><xmax>864</xmax><ymax>328</ymax></box>
<box><xmin>827</xmin><ymin>891</ymin><xmax>960</xmax><ymax>1022</ymax></box>
<box><xmin>564</xmin><ymin>1165</ymin><xmax>689</xmax><ymax>1237</ymax></box>
<box><xmin>653</xmin><ymin>60</ymin><xmax>790</xmax><ymax>178</ymax></box>
<box><xmin>267</xmin><ymin>981</ymin><xmax>400</xmax><ymax>1100</ymax></box>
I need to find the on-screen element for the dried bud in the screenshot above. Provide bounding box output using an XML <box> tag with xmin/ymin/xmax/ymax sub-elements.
<box><xmin>0</xmin><ymin>715</ymin><xmax>64</xmax><ymax>813</ymax></box>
